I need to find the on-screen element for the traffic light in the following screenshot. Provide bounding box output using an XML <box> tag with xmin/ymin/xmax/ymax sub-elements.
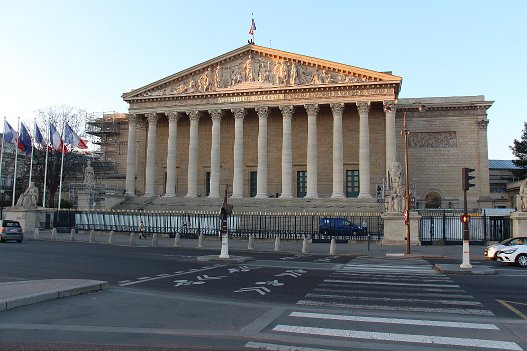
<box><xmin>462</xmin><ymin>167</ymin><xmax>476</xmax><ymax>191</ymax></box>
<box><xmin>460</xmin><ymin>213</ymin><xmax>470</xmax><ymax>223</ymax></box>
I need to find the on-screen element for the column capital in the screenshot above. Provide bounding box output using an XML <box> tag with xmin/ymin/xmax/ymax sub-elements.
<box><xmin>279</xmin><ymin>105</ymin><xmax>294</xmax><ymax>119</ymax></box>
<box><xmin>127</xmin><ymin>113</ymin><xmax>138</xmax><ymax>125</ymax></box>
<box><xmin>145</xmin><ymin>113</ymin><xmax>158</xmax><ymax>125</ymax></box>
<box><xmin>383</xmin><ymin>100</ymin><xmax>397</xmax><ymax>113</ymax></box>
<box><xmin>208</xmin><ymin>109</ymin><xmax>222</xmax><ymax>122</ymax></box>
<box><xmin>165</xmin><ymin>111</ymin><xmax>182</xmax><ymax>122</ymax></box>
<box><xmin>356</xmin><ymin>101</ymin><xmax>371</xmax><ymax>115</ymax></box>
<box><xmin>304</xmin><ymin>104</ymin><xmax>319</xmax><ymax>117</ymax></box>
<box><xmin>330</xmin><ymin>103</ymin><xmax>345</xmax><ymax>116</ymax></box>
<box><xmin>231</xmin><ymin>107</ymin><xmax>246</xmax><ymax>120</ymax></box>
<box><xmin>186</xmin><ymin>110</ymin><xmax>200</xmax><ymax>122</ymax></box>
<box><xmin>255</xmin><ymin>106</ymin><xmax>269</xmax><ymax>119</ymax></box>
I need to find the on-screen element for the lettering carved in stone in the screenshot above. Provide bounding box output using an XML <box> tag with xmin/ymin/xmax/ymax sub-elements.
<box><xmin>408</xmin><ymin>132</ymin><xmax>457</xmax><ymax>149</ymax></box>
<box><xmin>140</xmin><ymin>52</ymin><xmax>373</xmax><ymax>97</ymax></box>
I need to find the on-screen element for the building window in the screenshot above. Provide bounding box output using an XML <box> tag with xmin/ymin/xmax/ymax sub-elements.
<box><xmin>205</xmin><ymin>172</ymin><xmax>210</xmax><ymax>197</ymax></box>
<box><xmin>346</xmin><ymin>170</ymin><xmax>360</xmax><ymax>197</ymax></box>
<box><xmin>425</xmin><ymin>191</ymin><xmax>442</xmax><ymax>209</ymax></box>
<box><xmin>250</xmin><ymin>171</ymin><xmax>257</xmax><ymax>197</ymax></box>
<box><xmin>297</xmin><ymin>171</ymin><xmax>307</xmax><ymax>198</ymax></box>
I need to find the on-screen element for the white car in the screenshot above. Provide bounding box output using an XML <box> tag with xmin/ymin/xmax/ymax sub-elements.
<box><xmin>497</xmin><ymin>244</ymin><xmax>527</xmax><ymax>267</ymax></box>
<box><xmin>484</xmin><ymin>237</ymin><xmax>527</xmax><ymax>260</ymax></box>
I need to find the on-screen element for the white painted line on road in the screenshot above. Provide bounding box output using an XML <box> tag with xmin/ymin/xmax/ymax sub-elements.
<box><xmin>156</xmin><ymin>274</ymin><xmax>171</xmax><ymax>277</ymax></box>
<box><xmin>332</xmin><ymin>271</ymin><xmax>451</xmax><ymax>281</ymax></box>
<box><xmin>272</xmin><ymin>325</ymin><xmax>520</xmax><ymax>350</ymax></box>
<box><xmin>118</xmin><ymin>265</ymin><xmax>227</xmax><ymax>286</ymax></box>
<box><xmin>314</xmin><ymin>288</ymin><xmax>473</xmax><ymax>300</ymax></box>
<box><xmin>304</xmin><ymin>293</ymin><xmax>482</xmax><ymax>306</ymax></box>
<box><xmin>117</xmin><ymin>280</ymin><xmax>131</xmax><ymax>284</ymax></box>
<box><xmin>245</xmin><ymin>341</ymin><xmax>335</xmax><ymax>351</ymax></box>
<box><xmin>324</xmin><ymin>279</ymin><xmax>460</xmax><ymax>288</ymax></box>
<box><xmin>320</xmin><ymin>283</ymin><xmax>462</xmax><ymax>293</ymax></box>
<box><xmin>137</xmin><ymin>277</ymin><xmax>151</xmax><ymax>280</ymax></box>
<box><xmin>290</xmin><ymin>311</ymin><xmax>499</xmax><ymax>330</ymax></box>
<box><xmin>296</xmin><ymin>300</ymin><xmax>495</xmax><ymax>316</ymax></box>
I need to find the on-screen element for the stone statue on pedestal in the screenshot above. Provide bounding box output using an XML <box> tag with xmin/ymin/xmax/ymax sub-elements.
<box><xmin>519</xmin><ymin>179</ymin><xmax>527</xmax><ymax>212</ymax></box>
<box><xmin>16</xmin><ymin>182</ymin><xmax>39</xmax><ymax>209</ymax></box>
<box><xmin>84</xmin><ymin>161</ymin><xmax>96</xmax><ymax>187</ymax></box>
<box><xmin>385</xmin><ymin>161</ymin><xmax>405</xmax><ymax>213</ymax></box>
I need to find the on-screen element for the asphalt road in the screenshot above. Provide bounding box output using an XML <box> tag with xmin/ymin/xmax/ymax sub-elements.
<box><xmin>1</xmin><ymin>240</ymin><xmax>527</xmax><ymax>351</ymax></box>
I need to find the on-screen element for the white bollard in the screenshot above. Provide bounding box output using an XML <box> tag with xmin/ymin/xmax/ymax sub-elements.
<box><xmin>302</xmin><ymin>237</ymin><xmax>309</xmax><ymax>253</ymax></box>
<box><xmin>329</xmin><ymin>238</ymin><xmax>336</xmax><ymax>255</ymax></box>
<box><xmin>70</xmin><ymin>228</ymin><xmax>76</xmax><ymax>241</ymax></box>
<box><xmin>274</xmin><ymin>236</ymin><xmax>281</xmax><ymax>251</ymax></box>
<box><xmin>219</xmin><ymin>234</ymin><xmax>230</xmax><ymax>259</ymax></box>
<box><xmin>33</xmin><ymin>228</ymin><xmax>40</xmax><ymax>240</ymax></box>
<box><xmin>248</xmin><ymin>235</ymin><xmax>254</xmax><ymax>250</ymax></box>
<box><xmin>51</xmin><ymin>228</ymin><xmax>57</xmax><ymax>241</ymax></box>
<box><xmin>108</xmin><ymin>230</ymin><xmax>114</xmax><ymax>244</ymax></box>
<box><xmin>197</xmin><ymin>233</ymin><xmax>204</xmax><ymax>248</ymax></box>
<box><xmin>151</xmin><ymin>233</ymin><xmax>158</xmax><ymax>247</ymax></box>
<box><xmin>174</xmin><ymin>233</ymin><xmax>181</xmax><ymax>247</ymax></box>
<box><xmin>129</xmin><ymin>232</ymin><xmax>136</xmax><ymax>246</ymax></box>
<box><xmin>89</xmin><ymin>230</ymin><xmax>95</xmax><ymax>243</ymax></box>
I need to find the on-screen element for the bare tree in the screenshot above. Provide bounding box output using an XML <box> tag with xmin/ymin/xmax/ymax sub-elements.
<box><xmin>25</xmin><ymin>106</ymin><xmax>89</xmax><ymax>208</ymax></box>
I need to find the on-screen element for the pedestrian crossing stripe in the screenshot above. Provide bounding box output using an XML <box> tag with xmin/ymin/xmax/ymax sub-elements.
<box><xmin>273</xmin><ymin>325</ymin><xmax>521</xmax><ymax>350</ymax></box>
<box><xmin>304</xmin><ymin>293</ymin><xmax>482</xmax><ymax>306</ymax></box>
<box><xmin>289</xmin><ymin>311</ymin><xmax>499</xmax><ymax>330</ymax></box>
<box><xmin>313</xmin><ymin>287</ymin><xmax>473</xmax><ymax>299</ymax></box>
<box><xmin>324</xmin><ymin>279</ymin><xmax>460</xmax><ymax>288</ymax></box>
<box><xmin>296</xmin><ymin>300</ymin><xmax>495</xmax><ymax>316</ymax></box>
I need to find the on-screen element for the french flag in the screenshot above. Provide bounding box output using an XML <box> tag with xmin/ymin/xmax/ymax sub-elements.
<box><xmin>64</xmin><ymin>122</ymin><xmax>88</xmax><ymax>149</ymax></box>
<box><xmin>248</xmin><ymin>18</ymin><xmax>256</xmax><ymax>35</ymax></box>
<box><xmin>50</xmin><ymin>124</ymin><xmax>67</xmax><ymax>154</ymax></box>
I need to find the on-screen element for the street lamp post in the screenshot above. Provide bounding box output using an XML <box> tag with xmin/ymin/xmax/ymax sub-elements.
<box><xmin>401</xmin><ymin>104</ymin><xmax>427</xmax><ymax>255</ymax></box>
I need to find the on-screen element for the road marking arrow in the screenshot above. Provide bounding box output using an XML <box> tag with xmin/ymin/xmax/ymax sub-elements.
<box><xmin>196</xmin><ymin>274</ymin><xmax>227</xmax><ymax>281</ymax></box>
<box><xmin>234</xmin><ymin>286</ymin><xmax>271</xmax><ymax>295</ymax></box>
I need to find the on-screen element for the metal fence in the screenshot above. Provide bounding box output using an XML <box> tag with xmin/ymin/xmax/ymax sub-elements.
<box><xmin>418</xmin><ymin>210</ymin><xmax>512</xmax><ymax>245</ymax></box>
<box><xmin>54</xmin><ymin>210</ymin><xmax>383</xmax><ymax>240</ymax></box>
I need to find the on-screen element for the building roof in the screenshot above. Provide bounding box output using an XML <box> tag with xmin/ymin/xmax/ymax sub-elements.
<box><xmin>489</xmin><ymin>160</ymin><xmax>521</xmax><ymax>170</ymax></box>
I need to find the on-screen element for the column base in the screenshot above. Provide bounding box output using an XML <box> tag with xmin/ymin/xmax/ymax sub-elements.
<box><xmin>143</xmin><ymin>193</ymin><xmax>154</xmax><ymax>197</ymax></box>
<box><xmin>358</xmin><ymin>193</ymin><xmax>372</xmax><ymax>199</ymax></box>
<box><xmin>331</xmin><ymin>193</ymin><xmax>345</xmax><ymax>199</ymax></box>
<box><xmin>163</xmin><ymin>193</ymin><xmax>176</xmax><ymax>198</ymax></box>
<box><xmin>304</xmin><ymin>193</ymin><xmax>318</xmax><ymax>199</ymax></box>
<box><xmin>255</xmin><ymin>193</ymin><xmax>268</xmax><ymax>199</ymax></box>
<box><xmin>185</xmin><ymin>193</ymin><xmax>198</xmax><ymax>198</ymax></box>
<box><xmin>279</xmin><ymin>193</ymin><xmax>293</xmax><ymax>199</ymax></box>
<box><xmin>125</xmin><ymin>191</ymin><xmax>135</xmax><ymax>197</ymax></box>
<box><xmin>230</xmin><ymin>194</ymin><xmax>243</xmax><ymax>199</ymax></box>
<box><xmin>208</xmin><ymin>193</ymin><xmax>220</xmax><ymax>199</ymax></box>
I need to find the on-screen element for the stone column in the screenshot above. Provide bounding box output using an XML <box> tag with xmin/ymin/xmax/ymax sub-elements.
<box><xmin>144</xmin><ymin>113</ymin><xmax>158</xmax><ymax>197</ymax></box>
<box><xmin>279</xmin><ymin>105</ymin><xmax>294</xmax><ymax>199</ymax></box>
<box><xmin>477</xmin><ymin>119</ymin><xmax>491</xmax><ymax>203</ymax></box>
<box><xmin>186</xmin><ymin>110</ymin><xmax>200</xmax><ymax>198</ymax></box>
<box><xmin>357</xmin><ymin>101</ymin><xmax>372</xmax><ymax>199</ymax></box>
<box><xmin>125</xmin><ymin>114</ymin><xmax>138</xmax><ymax>196</ymax></box>
<box><xmin>330</xmin><ymin>103</ymin><xmax>345</xmax><ymax>199</ymax></box>
<box><xmin>255</xmin><ymin>106</ymin><xmax>269</xmax><ymax>198</ymax></box>
<box><xmin>164</xmin><ymin>111</ymin><xmax>181</xmax><ymax>197</ymax></box>
<box><xmin>231</xmin><ymin>108</ymin><xmax>246</xmax><ymax>198</ymax></box>
<box><xmin>384</xmin><ymin>100</ymin><xmax>397</xmax><ymax>178</ymax></box>
<box><xmin>304</xmin><ymin>104</ymin><xmax>319</xmax><ymax>199</ymax></box>
<box><xmin>208</xmin><ymin>109</ymin><xmax>222</xmax><ymax>198</ymax></box>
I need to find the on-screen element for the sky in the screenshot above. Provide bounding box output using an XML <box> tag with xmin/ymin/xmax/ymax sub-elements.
<box><xmin>0</xmin><ymin>0</ymin><xmax>525</xmax><ymax>160</ymax></box>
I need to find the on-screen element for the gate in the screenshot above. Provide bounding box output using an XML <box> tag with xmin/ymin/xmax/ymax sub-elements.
<box><xmin>418</xmin><ymin>209</ymin><xmax>512</xmax><ymax>245</ymax></box>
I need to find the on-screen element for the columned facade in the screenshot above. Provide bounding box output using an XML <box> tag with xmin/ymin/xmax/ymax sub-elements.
<box><xmin>119</xmin><ymin>44</ymin><xmax>492</xmax><ymax>210</ymax></box>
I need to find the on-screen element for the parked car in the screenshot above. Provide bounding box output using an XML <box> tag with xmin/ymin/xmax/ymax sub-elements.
<box><xmin>497</xmin><ymin>243</ymin><xmax>527</xmax><ymax>267</ymax></box>
<box><xmin>484</xmin><ymin>237</ymin><xmax>527</xmax><ymax>260</ymax></box>
<box><xmin>0</xmin><ymin>220</ymin><xmax>24</xmax><ymax>243</ymax></box>
<box><xmin>319</xmin><ymin>217</ymin><xmax>365</xmax><ymax>236</ymax></box>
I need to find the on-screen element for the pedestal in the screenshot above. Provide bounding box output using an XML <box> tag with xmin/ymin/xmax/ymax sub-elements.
<box><xmin>511</xmin><ymin>211</ymin><xmax>527</xmax><ymax>237</ymax></box>
<box><xmin>77</xmin><ymin>191</ymin><xmax>91</xmax><ymax>210</ymax></box>
<box><xmin>4</xmin><ymin>208</ymin><xmax>38</xmax><ymax>233</ymax></box>
<box><xmin>382</xmin><ymin>211</ymin><xmax>421</xmax><ymax>246</ymax></box>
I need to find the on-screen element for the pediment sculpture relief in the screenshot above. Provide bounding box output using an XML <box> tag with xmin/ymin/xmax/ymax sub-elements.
<box><xmin>140</xmin><ymin>52</ymin><xmax>371</xmax><ymax>97</ymax></box>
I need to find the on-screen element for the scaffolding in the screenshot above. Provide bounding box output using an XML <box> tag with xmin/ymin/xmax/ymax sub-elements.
<box><xmin>85</xmin><ymin>112</ymin><xmax>126</xmax><ymax>161</ymax></box>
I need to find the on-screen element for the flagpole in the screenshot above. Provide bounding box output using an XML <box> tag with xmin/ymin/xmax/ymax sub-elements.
<box><xmin>0</xmin><ymin>117</ymin><xmax>5</xmax><ymax>196</ymax></box>
<box><xmin>29</xmin><ymin>120</ymin><xmax>35</xmax><ymax>185</ymax></box>
<box><xmin>58</xmin><ymin>121</ymin><xmax>66</xmax><ymax>210</ymax></box>
<box><xmin>42</xmin><ymin>124</ymin><xmax>49</xmax><ymax>208</ymax></box>
<box><xmin>12</xmin><ymin>117</ymin><xmax>20</xmax><ymax>207</ymax></box>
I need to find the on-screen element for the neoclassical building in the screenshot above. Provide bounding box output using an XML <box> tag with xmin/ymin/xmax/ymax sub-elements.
<box><xmin>111</xmin><ymin>44</ymin><xmax>492</xmax><ymax>210</ymax></box>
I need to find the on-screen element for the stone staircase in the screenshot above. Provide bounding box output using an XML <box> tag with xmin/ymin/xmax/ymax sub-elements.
<box><xmin>111</xmin><ymin>196</ymin><xmax>382</xmax><ymax>214</ymax></box>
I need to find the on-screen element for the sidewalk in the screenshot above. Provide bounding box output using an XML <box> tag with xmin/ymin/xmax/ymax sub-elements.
<box><xmin>0</xmin><ymin>230</ymin><xmax>492</xmax><ymax>312</ymax></box>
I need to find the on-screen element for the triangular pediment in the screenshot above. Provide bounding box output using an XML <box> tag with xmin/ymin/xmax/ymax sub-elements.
<box><xmin>123</xmin><ymin>45</ymin><xmax>401</xmax><ymax>100</ymax></box>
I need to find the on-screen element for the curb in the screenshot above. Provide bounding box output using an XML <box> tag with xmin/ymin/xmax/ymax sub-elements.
<box><xmin>433</xmin><ymin>264</ymin><xmax>496</xmax><ymax>275</ymax></box>
<box><xmin>0</xmin><ymin>279</ymin><xmax>108</xmax><ymax>312</ymax></box>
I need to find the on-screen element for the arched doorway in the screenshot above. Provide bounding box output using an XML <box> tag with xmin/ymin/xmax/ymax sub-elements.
<box><xmin>425</xmin><ymin>191</ymin><xmax>442</xmax><ymax>208</ymax></box>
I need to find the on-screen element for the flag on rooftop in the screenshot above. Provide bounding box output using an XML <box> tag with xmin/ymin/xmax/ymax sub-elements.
<box><xmin>248</xmin><ymin>17</ymin><xmax>256</xmax><ymax>35</ymax></box>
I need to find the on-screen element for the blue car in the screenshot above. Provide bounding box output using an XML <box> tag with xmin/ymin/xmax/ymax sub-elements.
<box><xmin>0</xmin><ymin>220</ymin><xmax>24</xmax><ymax>243</ymax></box>
<box><xmin>319</xmin><ymin>217</ymin><xmax>365</xmax><ymax>236</ymax></box>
